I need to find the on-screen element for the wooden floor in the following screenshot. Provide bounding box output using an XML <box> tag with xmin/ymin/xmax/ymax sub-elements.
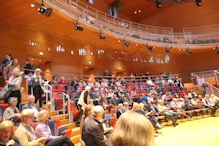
<box><xmin>155</xmin><ymin>117</ymin><xmax>219</xmax><ymax>146</ymax></box>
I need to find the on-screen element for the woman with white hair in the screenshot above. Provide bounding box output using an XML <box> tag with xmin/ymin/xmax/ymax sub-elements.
<box><xmin>6</xmin><ymin>68</ymin><xmax>22</xmax><ymax>107</ymax></box>
<box><xmin>3</xmin><ymin>97</ymin><xmax>21</xmax><ymax>125</ymax></box>
<box><xmin>30</xmin><ymin>68</ymin><xmax>43</xmax><ymax>108</ymax></box>
<box><xmin>15</xmin><ymin>109</ymin><xmax>48</xmax><ymax>146</ymax></box>
<box><xmin>35</xmin><ymin>110</ymin><xmax>74</xmax><ymax>146</ymax></box>
<box><xmin>0</xmin><ymin>121</ymin><xmax>20</xmax><ymax>146</ymax></box>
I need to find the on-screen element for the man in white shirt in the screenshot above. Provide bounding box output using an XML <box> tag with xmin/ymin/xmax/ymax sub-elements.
<box><xmin>22</xmin><ymin>95</ymin><xmax>40</xmax><ymax>117</ymax></box>
<box><xmin>202</xmin><ymin>94</ymin><xmax>217</xmax><ymax>116</ymax></box>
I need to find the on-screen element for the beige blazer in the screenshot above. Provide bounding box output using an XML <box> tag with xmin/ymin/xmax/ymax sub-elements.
<box><xmin>15</xmin><ymin>123</ymin><xmax>39</xmax><ymax>146</ymax></box>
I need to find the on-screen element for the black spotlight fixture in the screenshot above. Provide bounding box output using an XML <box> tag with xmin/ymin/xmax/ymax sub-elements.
<box><xmin>75</xmin><ymin>20</ymin><xmax>84</xmax><ymax>31</ymax></box>
<box><xmin>156</xmin><ymin>0</ymin><xmax>162</xmax><ymax>8</ymax></box>
<box><xmin>196</xmin><ymin>0</ymin><xmax>202</xmax><ymax>6</ymax></box>
<box><xmin>123</xmin><ymin>39</ymin><xmax>130</xmax><ymax>47</ymax></box>
<box><xmin>146</xmin><ymin>43</ymin><xmax>154</xmax><ymax>51</ymax></box>
<box><xmin>165</xmin><ymin>46</ymin><xmax>172</xmax><ymax>52</ymax></box>
<box><xmin>186</xmin><ymin>49</ymin><xmax>192</xmax><ymax>55</ymax></box>
<box><xmin>98</xmin><ymin>30</ymin><xmax>105</xmax><ymax>40</ymax></box>
<box><xmin>214</xmin><ymin>46</ymin><xmax>219</xmax><ymax>54</ymax></box>
<box><xmin>38</xmin><ymin>0</ymin><xmax>52</xmax><ymax>17</ymax></box>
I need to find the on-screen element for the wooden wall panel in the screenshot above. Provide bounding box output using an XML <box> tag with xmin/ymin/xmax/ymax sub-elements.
<box><xmin>139</xmin><ymin>0</ymin><xmax>219</xmax><ymax>31</ymax></box>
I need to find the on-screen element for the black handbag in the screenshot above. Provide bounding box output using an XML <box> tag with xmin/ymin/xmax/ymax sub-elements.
<box><xmin>0</xmin><ymin>84</ymin><xmax>12</xmax><ymax>100</ymax></box>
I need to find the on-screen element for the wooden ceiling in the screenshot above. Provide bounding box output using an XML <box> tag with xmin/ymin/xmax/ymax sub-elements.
<box><xmin>0</xmin><ymin>0</ymin><xmax>216</xmax><ymax>55</ymax></box>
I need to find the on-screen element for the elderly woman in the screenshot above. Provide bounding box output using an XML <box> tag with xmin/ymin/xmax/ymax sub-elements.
<box><xmin>15</xmin><ymin>109</ymin><xmax>48</xmax><ymax>146</ymax></box>
<box><xmin>3</xmin><ymin>97</ymin><xmax>21</xmax><ymax>125</ymax></box>
<box><xmin>35</xmin><ymin>110</ymin><xmax>74</xmax><ymax>146</ymax></box>
<box><xmin>4</xmin><ymin>59</ymin><xmax>20</xmax><ymax>80</ymax></box>
<box><xmin>6</xmin><ymin>68</ymin><xmax>22</xmax><ymax>107</ymax></box>
<box><xmin>110</xmin><ymin>111</ymin><xmax>154</xmax><ymax>146</ymax></box>
<box><xmin>0</xmin><ymin>120</ymin><xmax>20</xmax><ymax>146</ymax></box>
<box><xmin>30</xmin><ymin>68</ymin><xmax>43</xmax><ymax>108</ymax></box>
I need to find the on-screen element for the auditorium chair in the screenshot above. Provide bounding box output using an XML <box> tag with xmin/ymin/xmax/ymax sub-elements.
<box><xmin>69</xmin><ymin>101</ymin><xmax>81</xmax><ymax>121</ymax></box>
<box><xmin>110</xmin><ymin>117</ymin><xmax>117</xmax><ymax>128</ymax></box>
<box><xmin>57</xmin><ymin>123</ymin><xmax>76</xmax><ymax>136</ymax></box>
<box><xmin>0</xmin><ymin>104</ymin><xmax>9</xmax><ymax>117</ymax></box>
<box><xmin>61</xmin><ymin>129</ymin><xmax>72</xmax><ymax>138</ymax></box>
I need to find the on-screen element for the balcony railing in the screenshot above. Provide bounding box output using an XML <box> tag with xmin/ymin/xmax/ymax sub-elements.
<box><xmin>45</xmin><ymin>0</ymin><xmax>219</xmax><ymax>49</ymax></box>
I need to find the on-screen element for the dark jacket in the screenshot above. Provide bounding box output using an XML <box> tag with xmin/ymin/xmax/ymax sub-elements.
<box><xmin>82</xmin><ymin>117</ymin><xmax>108</xmax><ymax>146</ymax></box>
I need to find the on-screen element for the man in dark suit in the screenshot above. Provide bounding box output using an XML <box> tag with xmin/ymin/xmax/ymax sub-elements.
<box><xmin>22</xmin><ymin>95</ymin><xmax>40</xmax><ymax>117</ymax></box>
<box><xmin>82</xmin><ymin>105</ymin><xmax>109</xmax><ymax>146</ymax></box>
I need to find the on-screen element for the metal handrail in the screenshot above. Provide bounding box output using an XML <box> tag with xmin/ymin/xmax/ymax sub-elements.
<box><xmin>44</xmin><ymin>0</ymin><xmax>219</xmax><ymax>49</ymax></box>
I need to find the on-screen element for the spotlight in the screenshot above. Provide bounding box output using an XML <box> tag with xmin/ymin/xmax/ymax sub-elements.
<box><xmin>156</xmin><ymin>0</ymin><xmax>162</xmax><ymax>8</ymax></box>
<box><xmin>98</xmin><ymin>30</ymin><xmax>105</xmax><ymax>40</ymax></box>
<box><xmin>196</xmin><ymin>0</ymin><xmax>202</xmax><ymax>6</ymax></box>
<box><xmin>75</xmin><ymin>20</ymin><xmax>84</xmax><ymax>31</ymax></box>
<box><xmin>123</xmin><ymin>39</ymin><xmax>130</xmax><ymax>47</ymax></box>
<box><xmin>215</xmin><ymin>46</ymin><xmax>219</xmax><ymax>54</ymax></box>
<box><xmin>186</xmin><ymin>49</ymin><xmax>192</xmax><ymax>55</ymax></box>
<box><xmin>38</xmin><ymin>4</ymin><xmax>52</xmax><ymax>17</ymax></box>
<box><xmin>146</xmin><ymin>43</ymin><xmax>154</xmax><ymax>51</ymax></box>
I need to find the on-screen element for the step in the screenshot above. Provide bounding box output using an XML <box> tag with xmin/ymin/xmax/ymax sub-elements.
<box><xmin>70</xmin><ymin>135</ymin><xmax>81</xmax><ymax>144</ymax></box>
<box><xmin>49</xmin><ymin>111</ymin><xmax>57</xmax><ymax>116</ymax></box>
<box><xmin>60</xmin><ymin>119</ymin><xmax>69</xmax><ymax>125</ymax></box>
<box><xmin>74</xmin><ymin>143</ymin><xmax>82</xmax><ymax>146</ymax></box>
<box><xmin>71</xmin><ymin>127</ymin><xmax>81</xmax><ymax>137</ymax></box>
<box><xmin>50</xmin><ymin>114</ymin><xmax>69</xmax><ymax>120</ymax></box>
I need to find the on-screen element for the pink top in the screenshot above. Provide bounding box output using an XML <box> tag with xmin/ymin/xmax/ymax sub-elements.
<box><xmin>35</xmin><ymin>122</ymin><xmax>59</xmax><ymax>140</ymax></box>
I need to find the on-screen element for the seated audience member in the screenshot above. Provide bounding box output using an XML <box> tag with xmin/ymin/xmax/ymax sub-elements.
<box><xmin>58</xmin><ymin>77</ymin><xmax>67</xmax><ymax>85</ymax></box>
<box><xmin>140</xmin><ymin>93</ymin><xmax>148</xmax><ymax>103</ymax></box>
<box><xmin>110</xmin><ymin>93</ymin><xmax>119</xmax><ymax>106</ymax></box>
<box><xmin>110</xmin><ymin>111</ymin><xmax>154</xmax><ymax>146</ymax></box>
<box><xmin>209</xmin><ymin>94</ymin><xmax>219</xmax><ymax>106</ymax></box>
<box><xmin>91</xmin><ymin>88</ymin><xmax>100</xmax><ymax>99</ymax></box>
<box><xmin>51</xmin><ymin>76</ymin><xmax>58</xmax><ymax>86</ymax></box>
<box><xmin>130</xmin><ymin>88</ymin><xmax>137</xmax><ymax>98</ymax></box>
<box><xmin>82</xmin><ymin>105</ymin><xmax>109</xmax><ymax>146</ymax></box>
<box><xmin>0</xmin><ymin>120</ymin><xmax>20</xmax><ymax>146</ymax></box>
<box><xmin>74</xmin><ymin>88</ymin><xmax>82</xmax><ymax>99</ymax></box>
<box><xmin>146</xmin><ymin>77</ymin><xmax>154</xmax><ymax>86</ymax></box>
<box><xmin>71</xmin><ymin>77</ymin><xmax>79</xmax><ymax>90</ymax></box>
<box><xmin>15</xmin><ymin>109</ymin><xmax>48</xmax><ymax>146</ymax></box>
<box><xmin>202</xmin><ymin>94</ymin><xmax>217</xmax><ymax>116</ymax></box>
<box><xmin>87</xmin><ymin>79</ymin><xmax>94</xmax><ymax>88</ymax></box>
<box><xmin>124</xmin><ymin>93</ymin><xmax>133</xmax><ymax>105</ymax></box>
<box><xmin>98</xmin><ymin>92</ymin><xmax>107</xmax><ymax>108</ymax></box>
<box><xmin>157</xmin><ymin>100</ymin><xmax>178</xmax><ymax>127</ymax></box>
<box><xmin>3</xmin><ymin>97</ymin><xmax>21</xmax><ymax>125</ymax></box>
<box><xmin>116</xmin><ymin>104</ymin><xmax>124</xmax><ymax>119</ymax></box>
<box><xmin>35</xmin><ymin>110</ymin><xmax>74</xmax><ymax>146</ymax></box>
<box><xmin>22</xmin><ymin>95</ymin><xmax>40</xmax><ymax>117</ymax></box>
<box><xmin>123</xmin><ymin>102</ymin><xmax>129</xmax><ymax>112</ymax></box>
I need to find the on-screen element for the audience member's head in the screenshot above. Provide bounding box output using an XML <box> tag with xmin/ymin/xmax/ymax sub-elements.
<box><xmin>133</xmin><ymin>102</ymin><xmax>139</xmax><ymax>111</ymax></box>
<box><xmin>28</xmin><ymin>95</ymin><xmax>35</xmax><ymax>104</ymax></box>
<box><xmin>110</xmin><ymin>111</ymin><xmax>154</xmax><ymax>146</ymax></box>
<box><xmin>92</xmin><ymin>105</ymin><xmax>104</xmax><ymax>122</ymax></box>
<box><xmin>83</xmin><ymin>105</ymin><xmax>93</xmax><ymax>118</ymax></box>
<box><xmin>21</xmin><ymin>109</ymin><xmax>34</xmax><ymax>125</ymax></box>
<box><xmin>36</xmin><ymin>110</ymin><xmax>49</xmax><ymax>123</ymax></box>
<box><xmin>12</xmin><ymin>68</ymin><xmax>20</xmax><ymax>77</ymax></box>
<box><xmin>205</xmin><ymin>94</ymin><xmax>209</xmax><ymax>99</ymax></box>
<box><xmin>8</xmin><ymin>97</ymin><xmax>18</xmax><ymax>108</ymax></box>
<box><xmin>139</xmin><ymin>103</ymin><xmax>144</xmax><ymax>110</ymax></box>
<box><xmin>85</xmin><ymin>86</ymin><xmax>91</xmax><ymax>92</ymax></box>
<box><xmin>0</xmin><ymin>121</ymin><xmax>15</xmax><ymax>143</ymax></box>
<box><xmin>118</xmin><ymin>104</ymin><xmax>123</xmax><ymax>111</ymax></box>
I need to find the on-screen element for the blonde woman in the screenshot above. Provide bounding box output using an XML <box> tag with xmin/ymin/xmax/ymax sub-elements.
<box><xmin>15</xmin><ymin>109</ymin><xmax>48</xmax><ymax>146</ymax></box>
<box><xmin>0</xmin><ymin>121</ymin><xmax>20</xmax><ymax>146</ymax></box>
<box><xmin>6</xmin><ymin>68</ymin><xmax>22</xmax><ymax>107</ymax></box>
<box><xmin>110</xmin><ymin>111</ymin><xmax>154</xmax><ymax>146</ymax></box>
<box><xmin>30</xmin><ymin>68</ymin><xmax>43</xmax><ymax>108</ymax></box>
<box><xmin>35</xmin><ymin>110</ymin><xmax>74</xmax><ymax>146</ymax></box>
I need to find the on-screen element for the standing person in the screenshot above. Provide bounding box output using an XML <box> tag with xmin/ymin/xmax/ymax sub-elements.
<box><xmin>82</xmin><ymin>105</ymin><xmax>109</xmax><ymax>146</ymax></box>
<box><xmin>24</xmin><ymin>59</ymin><xmax>32</xmax><ymax>75</ymax></box>
<box><xmin>4</xmin><ymin>59</ymin><xmax>20</xmax><ymax>80</ymax></box>
<box><xmin>0</xmin><ymin>54</ymin><xmax>12</xmax><ymax>76</ymax></box>
<box><xmin>77</xmin><ymin>86</ymin><xmax>93</xmax><ymax>121</ymax></box>
<box><xmin>6</xmin><ymin>68</ymin><xmax>22</xmax><ymax>108</ymax></box>
<box><xmin>30</xmin><ymin>68</ymin><xmax>43</xmax><ymax>108</ymax></box>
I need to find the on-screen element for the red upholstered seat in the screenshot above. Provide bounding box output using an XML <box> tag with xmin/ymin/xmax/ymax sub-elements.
<box><xmin>69</xmin><ymin>102</ymin><xmax>80</xmax><ymax>121</ymax></box>
<box><xmin>110</xmin><ymin>117</ymin><xmax>117</xmax><ymax>128</ymax></box>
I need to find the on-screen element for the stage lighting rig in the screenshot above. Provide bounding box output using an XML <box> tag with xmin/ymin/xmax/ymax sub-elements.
<box><xmin>38</xmin><ymin>0</ymin><xmax>52</xmax><ymax>17</ymax></box>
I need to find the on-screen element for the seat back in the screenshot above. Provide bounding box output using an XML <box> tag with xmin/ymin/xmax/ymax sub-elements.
<box><xmin>33</xmin><ymin>122</ymin><xmax>39</xmax><ymax>130</ymax></box>
<box><xmin>110</xmin><ymin>117</ymin><xmax>117</xmax><ymax>128</ymax></box>
<box><xmin>0</xmin><ymin>104</ymin><xmax>9</xmax><ymax>117</ymax></box>
<box><xmin>61</xmin><ymin>129</ymin><xmax>72</xmax><ymax>138</ymax></box>
<box><xmin>69</xmin><ymin>101</ymin><xmax>80</xmax><ymax>121</ymax></box>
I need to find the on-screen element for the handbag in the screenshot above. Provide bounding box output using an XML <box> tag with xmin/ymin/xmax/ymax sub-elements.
<box><xmin>0</xmin><ymin>84</ymin><xmax>12</xmax><ymax>100</ymax></box>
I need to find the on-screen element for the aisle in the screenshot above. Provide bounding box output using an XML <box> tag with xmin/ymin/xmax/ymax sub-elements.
<box><xmin>155</xmin><ymin>117</ymin><xmax>219</xmax><ymax>146</ymax></box>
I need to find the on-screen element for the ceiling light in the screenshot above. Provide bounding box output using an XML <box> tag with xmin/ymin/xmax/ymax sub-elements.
<box><xmin>39</xmin><ymin>52</ymin><xmax>43</xmax><ymax>55</ymax></box>
<box><xmin>138</xmin><ymin>10</ymin><xmax>141</xmax><ymax>12</ymax></box>
<box><xmin>31</xmin><ymin>58</ymin><xmax>33</xmax><ymax>60</ymax></box>
<box><xmin>146</xmin><ymin>43</ymin><xmax>154</xmax><ymax>51</ymax></box>
<box><xmin>123</xmin><ymin>39</ymin><xmax>130</xmax><ymax>47</ymax></box>
<box><xmin>30</xmin><ymin>4</ymin><xmax>35</xmax><ymax>8</ymax></box>
<box><xmin>88</xmin><ymin>61</ymin><xmax>91</xmax><ymax>64</ymax></box>
<box><xmin>39</xmin><ymin>60</ymin><xmax>41</xmax><ymax>62</ymax></box>
<box><xmin>75</xmin><ymin>20</ymin><xmax>84</xmax><ymax>31</ymax></box>
<box><xmin>134</xmin><ymin>11</ymin><xmax>137</xmax><ymax>14</ymax></box>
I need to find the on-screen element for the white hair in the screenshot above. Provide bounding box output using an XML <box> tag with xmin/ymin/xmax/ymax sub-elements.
<box><xmin>92</xmin><ymin>105</ymin><xmax>104</xmax><ymax>117</ymax></box>
<box><xmin>85</xmin><ymin>86</ymin><xmax>91</xmax><ymax>91</ymax></box>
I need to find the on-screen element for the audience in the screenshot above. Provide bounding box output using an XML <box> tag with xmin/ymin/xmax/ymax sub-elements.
<box><xmin>22</xmin><ymin>95</ymin><xmax>40</xmax><ymax>117</ymax></box>
<box><xmin>24</xmin><ymin>59</ymin><xmax>32</xmax><ymax>75</ymax></box>
<box><xmin>110</xmin><ymin>111</ymin><xmax>154</xmax><ymax>146</ymax></box>
<box><xmin>0</xmin><ymin>121</ymin><xmax>20</xmax><ymax>146</ymax></box>
<box><xmin>4</xmin><ymin>59</ymin><xmax>20</xmax><ymax>80</ymax></box>
<box><xmin>15</xmin><ymin>109</ymin><xmax>48</xmax><ymax>146</ymax></box>
<box><xmin>82</xmin><ymin>105</ymin><xmax>109</xmax><ymax>146</ymax></box>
